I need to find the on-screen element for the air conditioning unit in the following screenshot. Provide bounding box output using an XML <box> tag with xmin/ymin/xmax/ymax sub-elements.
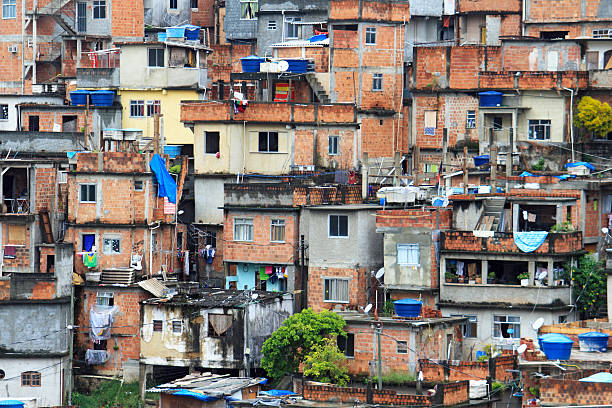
<box><xmin>27</xmin><ymin>38</ymin><xmax>33</xmax><ymax>47</ymax></box>
<box><xmin>7</xmin><ymin>45</ymin><xmax>18</xmax><ymax>53</ymax></box>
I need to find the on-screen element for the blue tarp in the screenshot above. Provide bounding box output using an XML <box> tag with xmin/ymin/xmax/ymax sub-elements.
<box><xmin>564</xmin><ymin>161</ymin><xmax>595</xmax><ymax>171</ymax></box>
<box><xmin>172</xmin><ymin>390</ymin><xmax>219</xmax><ymax>401</ymax></box>
<box><xmin>519</xmin><ymin>171</ymin><xmax>575</xmax><ymax>181</ymax></box>
<box><xmin>474</xmin><ymin>155</ymin><xmax>490</xmax><ymax>166</ymax></box>
<box><xmin>579</xmin><ymin>372</ymin><xmax>612</xmax><ymax>383</ymax></box>
<box><xmin>149</xmin><ymin>153</ymin><xmax>177</xmax><ymax>204</ymax></box>
<box><xmin>261</xmin><ymin>390</ymin><xmax>296</xmax><ymax>397</ymax></box>
<box><xmin>514</xmin><ymin>231</ymin><xmax>548</xmax><ymax>253</ymax></box>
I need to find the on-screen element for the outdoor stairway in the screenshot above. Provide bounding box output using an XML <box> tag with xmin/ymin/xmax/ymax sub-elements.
<box><xmin>305</xmin><ymin>74</ymin><xmax>331</xmax><ymax>104</ymax></box>
<box><xmin>476</xmin><ymin>198</ymin><xmax>505</xmax><ymax>231</ymax></box>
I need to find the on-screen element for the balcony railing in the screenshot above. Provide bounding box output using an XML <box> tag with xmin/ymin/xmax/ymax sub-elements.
<box><xmin>440</xmin><ymin>231</ymin><xmax>583</xmax><ymax>255</ymax></box>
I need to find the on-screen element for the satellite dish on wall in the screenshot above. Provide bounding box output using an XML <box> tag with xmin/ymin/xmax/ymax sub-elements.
<box><xmin>532</xmin><ymin>317</ymin><xmax>544</xmax><ymax>331</ymax></box>
<box><xmin>516</xmin><ymin>344</ymin><xmax>527</xmax><ymax>354</ymax></box>
<box><xmin>278</xmin><ymin>60</ymin><xmax>289</xmax><ymax>72</ymax></box>
<box><xmin>363</xmin><ymin>304</ymin><xmax>372</xmax><ymax>314</ymax></box>
<box><xmin>251</xmin><ymin>293</ymin><xmax>259</xmax><ymax>300</ymax></box>
<box><xmin>375</xmin><ymin>268</ymin><xmax>385</xmax><ymax>280</ymax></box>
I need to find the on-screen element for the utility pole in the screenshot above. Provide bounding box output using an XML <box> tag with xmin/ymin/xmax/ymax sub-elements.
<box><xmin>300</xmin><ymin>235</ymin><xmax>307</xmax><ymax>310</ymax></box>
<box><xmin>153</xmin><ymin>113</ymin><xmax>163</xmax><ymax>154</ymax></box>
<box><xmin>67</xmin><ymin>285</ymin><xmax>75</xmax><ymax>405</ymax></box>
<box><xmin>376</xmin><ymin>323</ymin><xmax>382</xmax><ymax>390</ymax></box>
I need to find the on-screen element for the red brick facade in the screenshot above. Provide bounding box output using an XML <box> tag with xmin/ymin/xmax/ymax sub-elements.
<box><xmin>419</xmin><ymin>354</ymin><xmax>516</xmax><ymax>382</ymax></box>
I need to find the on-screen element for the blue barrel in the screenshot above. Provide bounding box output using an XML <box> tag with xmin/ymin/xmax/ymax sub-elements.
<box><xmin>0</xmin><ymin>401</ymin><xmax>25</xmax><ymax>408</ymax></box>
<box><xmin>541</xmin><ymin>333</ymin><xmax>573</xmax><ymax>360</ymax></box>
<box><xmin>285</xmin><ymin>59</ymin><xmax>308</xmax><ymax>73</ymax></box>
<box><xmin>182</xmin><ymin>25</ymin><xmax>200</xmax><ymax>41</ymax></box>
<box><xmin>164</xmin><ymin>145</ymin><xmax>182</xmax><ymax>158</ymax></box>
<box><xmin>158</xmin><ymin>32</ymin><xmax>167</xmax><ymax>42</ymax></box>
<box><xmin>70</xmin><ymin>90</ymin><xmax>90</xmax><ymax>105</ymax></box>
<box><xmin>578</xmin><ymin>332</ymin><xmax>609</xmax><ymax>352</ymax></box>
<box><xmin>90</xmin><ymin>90</ymin><xmax>115</xmax><ymax>107</ymax></box>
<box><xmin>393</xmin><ymin>299</ymin><xmax>422</xmax><ymax>318</ymax></box>
<box><xmin>240</xmin><ymin>56</ymin><xmax>264</xmax><ymax>72</ymax></box>
<box><xmin>478</xmin><ymin>91</ymin><xmax>503</xmax><ymax>107</ymax></box>
<box><xmin>166</xmin><ymin>26</ymin><xmax>186</xmax><ymax>38</ymax></box>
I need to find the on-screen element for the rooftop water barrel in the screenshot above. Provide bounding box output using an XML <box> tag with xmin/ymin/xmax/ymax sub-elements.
<box><xmin>541</xmin><ymin>333</ymin><xmax>573</xmax><ymax>360</ymax></box>
<box><xmin>578</xmin><ymin>331</ymin><xmax>609</xmax><ymax>352</ymax></box>
<box><xmin>90</xmin><ymin>90</ymin><xmax>115</xmax><ymax>107</ymax></box>
<box><xmin>241</xmin><ymin>56</ymin><xmax>264</xmax><ymax>72</ymax></box>
<box><xmin>158</xmin><ymin>32</ymin><xmax>167</xmax><ymax>42</ymax></box>
<box><xmin>0</xmin><ymin>401</ymin><xmax>25</xmax><ymax>408</ymax></box>
<box><xmin>478</xmin><ymin>91</ymin><xmax>503</xmax><ymax>107</ymax></box>
<box><xmin>393</xmin><ymin>299</ymin><xmax>422</xmax><ymax>318</ymax></box>
<box><xmin>70</xmin><ymin>90</ymin><xmax>90</xmax><ymax>105</ymax></box>
<box><xmin>284</xmin><ymin>59</ymin><xmax>308</xmax><ymax>73</ymax></box>
<box><xmin>164</xmin><ymin>145</ymin><xmax>182</xmax><ymax>158</ymax></box>
<box><xmin>182</xmin><ymin>25</ymin><xmax>200</xmax><ymax>41</ymax></box>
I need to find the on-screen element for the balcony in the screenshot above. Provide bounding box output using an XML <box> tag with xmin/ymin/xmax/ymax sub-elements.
<box><xmin>440</xmin><ymin>231</ymin><xmax>583</xmax><ymax>255</ymax></box>
<box><xmin>478</xmin><ymin>71</ymin><xmax>589</xmax><ymax>91</ymax></box>
<box><xmin>77</xmin><ymin>67</ymin><xmax>120</xmax><ymax>88</ymax></box>
<box><xmin>589</xmin><ymin>70</ymin><xmax>612</xmax><ymax>89</ymax></box>
<box><xmin>440</xmin><ymin>281</ymin><xmax>571</xmax><ymax>307</ymax></box>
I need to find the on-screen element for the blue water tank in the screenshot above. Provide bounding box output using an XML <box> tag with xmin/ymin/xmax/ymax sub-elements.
<box><xmin>284</xmin><ymin>59</ymin><xmax>308</xmax><ymax>73</ymax></box>
<box><xmin>164</xmin><ymin>145</ymin><xmax>182</xmax><ymax>158</ymax></box>
<box><xmin>0</xmin><ymin>401</ymin><xmax>25</xmax><ymax>408</ymax></box>
<box><xmin>541</xmin><ymin>333</ymin><xmax>573</xmax><ymax>360</ymax></box>
<box><xmin>181</xmin><ymin>25</ymin><xmax>201</xmax><ymax>41</ymax></box>
<box><xmin>158</xmin><ymin>32</ymin><xmax>167</xmax><ymax>42</ymax></box>
<box><xmin>70</xmin><ymin>90</ymin><xmax>90</xmax><ymax>105</ymax></box>
<box><xmin>166</xmin><ymin>26</ymin><xmax>186</xmax><ymax>38</ymax></box>
<box><xmin>393</xmin><ymin>299</ymin><xmax>422</xmax><ymax>318</ymax></box>
<box><xmin>478</xmin><ymin>91</ymin><xmax>503</xmax><ymax>107</ymax></box>
<box><xmin>90</xmin><ymin>90</ymin><xmax>115</xmax><ymax>107</ymax></box>
<box><xmin>240</xmin><ymin>56</ymin><xmax>264</xmax><ymax>73</ymax></box>
<box><xmin>578</xmin><ymin>331</ymin><xmax>609</xmax><ymax>352</ymax></box>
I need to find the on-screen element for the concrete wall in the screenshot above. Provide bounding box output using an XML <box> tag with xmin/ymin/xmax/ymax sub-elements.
<box><xmin>81</xmin><ymin>0</ymin><xmax>112</xmax><ymax>37</ymax></box>
<box><xmin>144</xmin><ymin>0</ymin><xmax>192</xmax><ymax>26</ymax></box>
<box><xmin>516</xmin><ymin>92</ymin><xmax>566</xmax><ymax>143</ymax></box>
<box><xmin>53</xmin><ymin>243</ymin><xmax>75</xmax><ymax>298</ymax></box>
<box><xmin>224</xmin><ymin>0</ymin><xmax>258</xmax><ymax>40</ymax></box>
<box><xmin>0</xmin><ymin>356</ymin><xmax>67</xmax><ymax>407</ymax></box>
<box><xmin>77</xmin><ymin>68</ymin><xmax>120</xmax><ymax>88</ymax></box>
<box><xmin>440</xmin><ymin>281</ymin><xmax>572</xmax><ymax>306</ymax></box>
<box><xmin>0</xmin><ymin>131</ymin><xmax>82</xmax><ymax>153</ymax></box>
<box><xmin>380</xmin><ymin>227</ymin><xmax>433</xmax><ymax>289</ymax></box>
<box><xmin>194</xmin><ymin>176</ymin><xmax>231</xmax><ymax>225</ymax></box>
<box><xmin>405</xmin><ymin>17</ymin><xmax>440</xmax><ymax>63</ymax></box>
<box><xmin>409</xmin><ymin>0</ymin><xmax>443</xmax><ymax>16</ymax></box>
<box><xmin>452</xmin><ymin>201</ymin><xmax>483</xmax><ymax>231</ymax></box>
<box><xmin>0</xmin><ymin>95</ymin><xmax>64</xmax><ymax>131</ymax></box>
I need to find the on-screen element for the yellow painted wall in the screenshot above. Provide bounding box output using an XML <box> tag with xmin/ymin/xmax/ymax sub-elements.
<box><xmin>119</xmin><ymin>89</ymin><xmax>198</xmax><ymax>145</ymax></box>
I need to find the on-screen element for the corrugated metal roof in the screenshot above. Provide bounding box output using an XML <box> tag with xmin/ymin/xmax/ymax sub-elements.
<box><xmin>137</xmin><ymin>278</ymin><xmax>169</xmax><ymax>297</ymax></box>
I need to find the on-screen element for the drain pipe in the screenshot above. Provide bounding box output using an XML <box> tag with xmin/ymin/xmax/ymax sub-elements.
<box><xmin>562</xmin><ymin>87</ymin><xmax>575</xmax><ymax>163</ymax></box>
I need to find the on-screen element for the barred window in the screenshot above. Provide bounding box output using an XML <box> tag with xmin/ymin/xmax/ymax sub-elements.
<box><xmin>130</xmin><ymin>100</ymin><xmax>145</xmax><ymax>118</ymax></box>
<box><xmin>466</xmin><ymin>110</ymin><xmax>476</xmax><ymax>128</ymax></box>
<box><xmin>234</xmin><ymin>218</ymin><xmax>253</xmax><ymax>241</ymax></box>
<box><xmin>270</xmin><ymin>219</ymin><xmax>285</xmax><ymax>242</ymax></box>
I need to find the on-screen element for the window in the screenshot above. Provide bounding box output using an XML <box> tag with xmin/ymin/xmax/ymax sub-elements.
<box><xmin>6</xmin><ymin>224</ymin><xmax>26</xmax><ymax>245</ymax></box>
<box><xmin>365</xmin><ymin>27</ymin><xmax>377</xmax><ymax>45</ymax></box>
<box><xmin>205</xmin><ymin>131</ymin><xmax>220</xmax><ymax>154</ymax></box>
<box><xmin>493</xmin><ymin>116</ymin><xmax>503</xmax><ymax>131</ymax></box>
<box><xmin>93</xmin><ymin>339</ymin><xmax>107</xmax><ymax>350</ymax></box>
<box><xmin>102</xmin><ymin>237</ymin><xmax>121</xmax><ymax>254</ymax></box>
<box><xmin>328</xmin><ymin>135</ymin><xmax>339</xmax><ymax>155</ymax></box>
<box><xmin>372</xmin><ymin>73</ymin><xmax>383</xmax><ymax>91</ymax></box>
<box><xmin>240</xmin><ymin>0</ymin><xmax>257</xmax><ymax>19</ymax></box>
<box><xmin>0</xmin><ymin>104</ymin><xmax>8</xmax><ymax>120</ymax></box>
<box><xmin>493</xmin><ymin>315</ymin><xmax>520</xmax><ymax>339</ymax></box>
<box><xmin>172</xmin><ymin>320</ymin><xmax>182</xmax><ymax>333</ymax></box>
<box><xmin>93</xmin><ymin>0</ymin><xmax>106</xmax><ymax>19</ymax></box>
<box><xmin>96</xmin><ymin>291</ymin><xmax>114</xmax><ymax>306</ymax></box>
<box><xmin>130</xmin><ymin>100</ymin><xmax>145</xmax><ymax>118</ymax></box>
<box><xmin>234</xmin><ymin>218</ymin><xmax>253</xmax><ymax>241</ymax></box>
<box><xmin>268</xmin><ymin>20</ymin><xmax>277</xmax><ymax>30</ymax></box>
<box><xmin>424</xmin><ymin>163</ymin><xmax>438</xmax><ymax>173</ymax></box>
<box><xmin>208</xmin><ymin>313</ymin><xmax>233</xmax><ymax>337</ymax></box>
<box><xmin>271</xmin><ymin>219</ymin><xmax>285</xmax><ymax>242</ymax></box>
<box><xmin>62</xmin><ymin>115</ymin><xmax>78</xmax><ymax>132</ymax></box>
<box><xmin>29</xmin><ymin>115</ymin><xmax>39</xmax><ymax>131</ymax></box>
<box><xmin>151</xmin><ymin>232</ymin><xmax>158</xmax><ymax>251</ymax></box>
<box><xmin>82</xmin><ymin>234</ymin><xmax>95</xmax><ymax>251</ymax></box>
<box><xmin>58</xmin><ymin>170</ymin><xmax>67</xmax><ymax>184</ymax></box>
<box><xmin>3</xmin><ymin>0</ymin><xmax>16</xmax><ymax>19</ymax></box>
<box><xmin>285</xmin><ymin>17</ymin><xmax>301</xmax><ymax>39</ymax></box>
<box><xmin>169</xmin><ymin>0</ymin><xmax>177</xmax><ymax>8</ymax></box>
<box><xmin>528</xmin><ymin>119</ymin><xmax>551</xmax><ymax>140</ymax></box>
<box><xmin>329</xmin><ymin>215</ymin><xmax>348</xmax><ymax>237</ymax></box>
<box><xmin>153</xmin><ymin>320</ymin><xmax>163</xmax><ymax>331</ymax></box>
<box><xmin>258</xmin><ymin>131</ymin><xmax>279</xmax><ymax>152</ymax></box>
<box><xmin>452</xmin><ymin>315</ymin><xmax>477</xmax><ymax>338</ymax></box>
<box><xmin>466</xmin><ymin>110</ymin><xmax>476</xmax><ymax>129</ymax></box>
<box><xmin>324</xmin><ymin>278</ymin><xmax>349</xmax><ymax>302</ymax></box>
<box><xmin>397</xmin><ymin>244</ymin><xmax>419</xmax><ymax>266</ymax></box>
<box><xmin>593</xmin><ymin>28</ymin><xmax>612</xmax><ymax>38</ymax></box>
<box><xmin>80</xmin><ymin>184</ymin><xmax>96</xmax><ymax>203</ymax></box>
<box><xmin>397</xmin><ymin>341</ymin><xmax>408</xmax><ymax>354</ymax></box>
<box><xmin>191</xmin><ymin>0</ymin><xmax>198</xmax><ymax>7</ymax></box>
<box><xmin>148</xmin><ymin>48</ymin><xmax>164</xmax><ymax>67</ymax></box>
<box><xmin>146</xmin><ymin>100</ymin><xmax>161</xmax><ymax>117</ymax></box>
<box><xmin>21</xmin><ymin>371</ymin><xmax>40</xmax><ymax>387</ymax></box>
<box><xmin>134</xmin><ymin>180</ymin><xmax>143</xmax><ymax>191</ymax></box>
<box><xmin>337</xmin><ymin>333</ymin><xmax>354</xmax><ymax>357</ymax></box>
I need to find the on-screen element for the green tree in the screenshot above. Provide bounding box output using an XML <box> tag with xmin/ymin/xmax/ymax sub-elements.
<box><xmin>574</xmin><ymin>96</ymin><xmax>612</xmax><ymax>139</ymax></box>
<box><xmin>261</xmin><ymin>309</ymin><xmax>346</xmax><ymax>379</ymax></box>
<box><xmin>567</xmin><ymin>254</ymin><xmax>606</xmax><ymax>319</ymax></box>
<box><xmin>303</xmin><ymin>338</ymin><xmax>350</xmax><ymax>385</ymax></box>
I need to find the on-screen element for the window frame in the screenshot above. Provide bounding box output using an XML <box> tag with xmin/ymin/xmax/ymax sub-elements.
<box><xmin>169</xmin><ymin>0</ymin><xmax>178</xmax><ymax>9</ymax></box>
<box><xmin>270</xmin><ymin>218</ymin><xmax>286</xmax><ymax>243</ymax></box>
<box><xmin>328</xmin><ymin>214</ymin><xmax>349</xmax><ymax>238</ymax></box>
<box><xmin>397</xmin><ymin>243</ymin><xmax>420</xmax><ymax>266</ymax></box>
<box><xmin>0</xmin><ymin>104</ymin><xmax>8</xmax><ymax>120</ymax></box>
<box><xmin>258</xmin><ymin>131</ymin><xmax>279</xmax><ymax>153</ymax></box>
<box><xmin>191</xmin><ymin>0</ymin><xmax>198</xmax><ymax>8</ymax></box>
<box><xmin>372</xmin><ymin>73</ymin><xmax>383</xmax><ymax>91</ymax></box>
<box><xmin>2</xmin><ymin>0</ymin><xmax>16</xmax><ymax>19</ymax></box>
<box><xmin>337</xmin><ymin>332</ymin><xmax>355</xmax><ymax>358</ymax></box>
<box><xmin>21</xmin><ymin>371</ymin><xmax>41</xmax><ymax>387</ymax></box>
<box><xmin>92</xmin><ymin>0</ymin><xmax>106</xmax><ymax>19</ymax></box>
<box><xmin>102</xmin><ymin>236</ymin><xmax>121</xmax><ymax>255</ymax></box>
<box><xmin>130</xmin><ymin>100</ymin><xmax>145</xmax><ymax>118</ymax></box>
<box><xmin>451</xmin><ymin>314</ymin><xmax>478</xmax><ymax>338</ymax></box>
<box><xmin>81</xmin><ymin>233</ymin><xmax>95</xmax><ymax>251</ymax></box>
<box><xmin>134</xmin><ymin>180</ymin><xmax>144</xmax><ymax>191</ymax></box>
<box><xmin>528</xmin><ymin>119</ymin><xmax>551</xmax><ymax>140</ymax></box>
<box><xmin>79</xmin><ymin>183</ymin><xmax>96</xmax><ymax>203</ymax></box>
<box><xmin>148</xmin><ymin>48</ymin><xmax>165</xmax><ymax>68</ymax></box>
<box><xmin>205</xmin><ymin>131</ymin><xmax>220</xmax><ymax>154</ymax></box>
<box><xmin>328</xmin><ymin>135</ymin><xmax>339</xmax><ymax>155</ymax></box>
<box><xmin>466</xmin><ymin>110</ymin><xmax>476</xmax><ymax>129</ymax></box>
<box><xmin>172</xmin><ymin>320</ymin><xmax>183</xmax><ymax>334</ymax></box>
<box><xmin>96</xmin><ymin>291</ymin><xmax>114</xmax><ymax>306</ymax></box>
<box><xmin>365</xmin><ymin>27</ymin><xmax>377</xmax><ymax>45</ymax></box>
<box><xmin>153</xmin><ymin>320</ymin><xmax>163</xmax><ymax>331</ymax></box>
<box><xmin>233</xmin><ymin>218</ymin><xmax>254</xmax><ymax>242</ymax></box>
<box><xmin>240</xmin><ymin>0</ymin><xmax>258</xmax><ymax>20</ymax></box>
<box><xmin>146</xmin><ymin>100</ymin><xmax>161</xmax><ymax>117</ymax></box>
<box><xmin>493</xmin><ymin>315</ymin><xmax>521</xmax><ymax>339</ymax></box>
<box><xmin>267</xmin><ymin>20</ymin><xmax>277</xmax><ymax>30</ymax></box>
<box><xmin>492</xmin><ymin>116</ymin><xmax>503</xmax><ymax>131</ymax></box>
<box><xmin>285</xmin><ymin>17</ymin><xmax>302</xmax><ymax>39</ymax></box>
<box><xmin>323</xmin><ymin>277</ymin><xmax>350</xmax><ymax>303</ymax></box>
<box><xmin>397</xmin><ymin>340</ymin><xmax>408</xmax><ymax>354</ymax></box>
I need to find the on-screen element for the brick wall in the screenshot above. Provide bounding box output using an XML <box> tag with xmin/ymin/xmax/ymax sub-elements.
<box><xmin>539</xmin><ymin>370</ymin><xmax>612</xmax><ymax>406</ymax></box>
<box><xmin>208</xmin><ymin>44</ymin><xmax>252</xmax><ymax>83</ymax></box>
<box><xmin>419</xmin><ymin>355</ymin><xmax>515</xmax><ymax>382</ymax></box>
<box><xmin>111</xmin><ymin>0</ymin><xmax>144</xmax><ymax>38</ymax></box>
<box><xmin>39</xmin><ymin>246</ymin><xmax>55</xmax><ymax>274</ymax></box>
<box><xmin>459</xmin><ymin>0</ymin><xmax>521</xmax><ymax>12</ymax></box>
<box><xmin>303</xmin><ymin>383</ymin><xmax>431</xmax><ymax>406</ymax></box>
<box><xmin>31</xmin><ymin>280</ymin><xmax>56</xmax><ymax>300</ymax></box>
<box><xmin>307</xmin><ymin>266</ymin><xmax>367</xmax><ymax>312</ymax></box>
<box><xmin>2</xmin><ymin>222</ymin><xmax>31</xmax><ymax>271</ymax></box>
<box><xmin>440</xmin><ymin>230</ymin><xmax>582</xmax><ymax>254</ymax></box>
<box><xmin>21</xmin><ymin>108</ymin><xmax>91</xmax><ymax>133</ymax></box>
<box><xmin>330</xmin><ymin>0</ymin><xmax>410</xmax><ymax>21</ymax></box>
<box><xmin>0</xmin><ymin>279</ymin><xmax>9</xmax><ymax>300</ymax></box>
<box><xmin>35</xmin><ymin>166</ymin><xmax>57</xmax><ymax>213</ymax></box>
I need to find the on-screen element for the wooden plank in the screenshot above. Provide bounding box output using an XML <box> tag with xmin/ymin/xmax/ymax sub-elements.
<box><xmin>40</xmin><ymin>211</ymin><xmax>54</xmax><ymax>243</ymax></box>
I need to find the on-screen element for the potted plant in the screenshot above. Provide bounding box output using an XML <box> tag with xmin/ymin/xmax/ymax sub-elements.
<box><xmin>518</xmin><ymin>272</ymin><xmax>530</xmax><ymax>286</ymax></box>
<box><xmin>475</xmin><ymin>277</ymin><xmax>482</xmax><ymax>284</ymax></box>
<box><xmin>487</xmin><ymin>271</ymin><xmax>496</xmax><ymax>284</ymax></box>
<box><xmin>445</xmin><ymin>272</ymin><xmax>455</xmax><ymax>283</ymax></box>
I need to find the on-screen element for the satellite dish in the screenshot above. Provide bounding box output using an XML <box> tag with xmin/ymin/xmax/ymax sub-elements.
<box><xmin>375</xmin><ymin>268</ymin><xmax>385</xmax><ymax>280</ymax></box>
<box><xmin>278</xmin><ymin>60</ymin><xmax>289</xmax><ymax>72</ymax></box>
<box><xmin>517</xmin><ymin>344</ymin><xmax>527</xmax><ymax>354</ymax></box>
<box><xmin>603</xmin><ymin>227</ymin><xmax>609</xmax><ymax>235</ymax></box>
<box><xmin>251</xmin><ymin>293</ymin><xmax>259</xmax><ymax>300</ymax></box>
<box><xmin>363</xmin><ymin>304</ymin><xmax>372</xmax><ymax>314</ymax></box>
<box><xmin>532</xmin><ymin>317</ymin><xmax>544</xmax><ymax>331</ymax></box>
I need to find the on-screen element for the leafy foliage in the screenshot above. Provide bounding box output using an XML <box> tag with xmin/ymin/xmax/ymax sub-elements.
<box><xmin>566</xmin><ymin>254</ymin><xmax>606</xmax><ymax>319</ymax></box>
<box><xmin>372</xmin><ymin>370</ymin><xmax>416</xmax><ymax>385</ymax></box>
<box><xmin>303</xmin><ymin>338</ymin><xmax>350</xmax><ymax>385</ymax></box>
<box><xmin>261</xmin><ymin>309</ymin><xmax>346</xmax><ymax>379</ymax></box>
<box><xmin>532</xmin><ymin>158</ymin><xmax>545</xmax><ymax>171</ymax></box>
<box><xmin>574</xmin><ymin>96</ymin><xmax>612</xmax><ymax>139</ymax></box>
<box><xmin>72</xmin><ymin>380</ymin><xmax>157</xmax><ymax>408</ymax></box>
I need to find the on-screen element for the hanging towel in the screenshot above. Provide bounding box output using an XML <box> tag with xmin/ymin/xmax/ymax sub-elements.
<box><xmin>268</xmin><ymin>273</ymin><xmax>278</xmax><ymax>284</ymax></box>
<box><xmin>149</xmin><ymin>153</ymin><xmax>177</xmax><ymax>204</ymax></box>
<box><xmin>276</xmin><ymin>267</ymin><xmax>284</xmax><ymax>279</ymax></box>
<box><xmin>456</xmin><ymin>261</ymin><xmax>464</xmax><ymax>276</ymax></box>
<box><xmin>265</xmin><ymin>266</ymin><xmax>273</xmax><ymax>275</ymax></box>
<box><xmin>83</xmin><ymin>252</ymin><xmax>97</xmax><ymax>268</ymax></box>
<box><xmin>259</xmin><ymin>267</ymin><xmax>269</xmax><ymax>281</ymax></box>
<box><xmin>85</xmin><ymin>349</ymin><xmax>108</xmax><ymax>365</ymax></box>
<box><xmin>89</xmin><ymin>305</ymin><xmax>115</xmax><ymax>340</ymax></box>
<box><xmin>527</xmin><ymin>213</ymin><xmax>536</xmax><ymax>222</ymax></box>
<box><xmin>514</xmin><ymin>231</ymin><xmax>548</xmax><ymax>253</ymax></box>
<box><xmin>3</xmin><ymin>245</ymin><xmax>16</xmax><ymax>259</ymax></box>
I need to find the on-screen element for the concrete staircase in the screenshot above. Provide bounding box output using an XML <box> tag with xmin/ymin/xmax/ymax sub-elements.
<box><xmin>305</xmin><ymin>74</ymin><xmax>331</xmax><ymax>104</ymax></box>
<box><xmin>30</xmin><ymin>0</ymin><xmax>75</xmax><ymax>35</ymax></box>
<box><xmin>476</xmin><ymin>198</ymin><xmax>505</xmax><ymax>231</ymax></box>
